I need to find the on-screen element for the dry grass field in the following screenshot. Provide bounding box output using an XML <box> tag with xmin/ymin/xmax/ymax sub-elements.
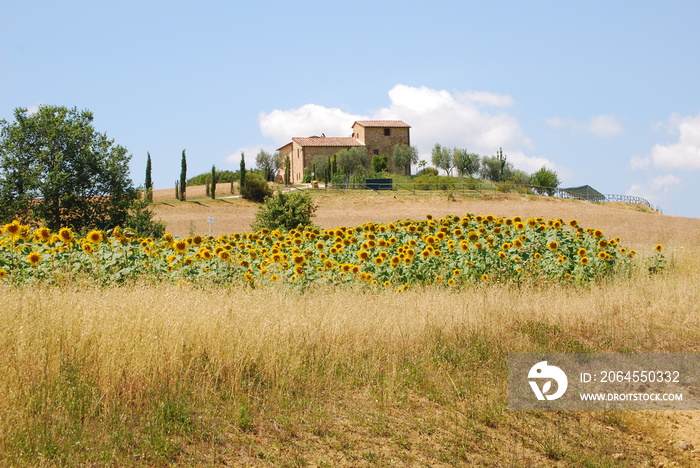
<box><xmin>1</xmin><ymin>187</ymin><xmax>699</xmax><ymax>466</ymax></box>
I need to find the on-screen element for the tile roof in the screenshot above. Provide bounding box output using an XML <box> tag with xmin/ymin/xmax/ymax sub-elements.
<box><xmin>352</xmin><ymin>120</ymin><xmax>410</xmax><ymax>128</ymax></box>
<box><xmin>291</xmin><ymin>136</ymin><xmax>364</xmax><ymax>147</ymax></box>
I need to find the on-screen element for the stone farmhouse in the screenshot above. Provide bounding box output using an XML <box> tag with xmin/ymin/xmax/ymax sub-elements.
<box><xmin>277</xmin><ymin>120</ymin><xmax>410</xmax><ymax>184</ymax></box>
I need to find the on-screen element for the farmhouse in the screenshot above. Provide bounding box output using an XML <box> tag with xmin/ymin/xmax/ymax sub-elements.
<box><xmin>277</xmin><ymin>120</ymin><xmax>410</xmax><ymax>184</ymax></box>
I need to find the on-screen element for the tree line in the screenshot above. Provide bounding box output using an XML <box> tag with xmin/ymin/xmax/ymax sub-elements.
<box><xmin>428</xmin><ymin>144</ymin><xmax>560</xmax><ymax>192</ymax></box>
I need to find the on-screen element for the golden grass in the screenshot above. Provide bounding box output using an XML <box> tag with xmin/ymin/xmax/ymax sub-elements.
<box><xmin>1</xmin><ymin>192</ymin><xmax>699</xmax><ymax>465</ymax></box>
<box><xmin>1</xmin><ymin>249</ymin><xmax>699</xmax><ymax>465</ymax></box>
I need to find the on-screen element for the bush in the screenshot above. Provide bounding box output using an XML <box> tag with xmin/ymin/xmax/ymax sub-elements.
<box><xmin>252</xmin><ymin>190</ymin><xmax>317</xmax><ymax>231</ymax></box>
<box><xmin>416</xmin><ymin>167</ymin><xmax>439</xmax><ymax>177</ymax></box>
<box><xmin>413</xmin><ymin>174</ymin><xmax>460</xmax><ymax>190</ymax></box>
<box><xmin>126</xmin><ymin>196</ymin><xmax>167</xmax><ymax>238</ymax></box>
<box><xmin>241</xmin><ymin>173</ymin><xmax>273</xmax><ymax>202</ymax></box>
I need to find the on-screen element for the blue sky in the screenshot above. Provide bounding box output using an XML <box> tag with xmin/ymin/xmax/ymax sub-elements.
<box><xmin>2</xmin><ymin>1</ymin><xmax>699</xmax><ymax>217</ymax></box>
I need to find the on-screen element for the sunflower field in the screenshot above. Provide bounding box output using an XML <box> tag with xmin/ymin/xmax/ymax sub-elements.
<box><xmin>0</xmin><ymin>214</ymin><xmax>661</xmax><ymax>289</ymax></box>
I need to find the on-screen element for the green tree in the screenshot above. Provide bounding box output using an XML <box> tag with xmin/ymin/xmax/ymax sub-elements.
<box><xmin>284</xmin><ymin>155</ymin><xmax>291</xmax><ymax>185</ymax></box>
<box><xmin>145</xmin><ymin>152</ymin><xmax>153</xmax><ymax>202</ymax></box>
<box><xmin>335</xmin><ymin>147</ymin><xmax>370</xmax><ymax>180</ymax></box>
<box><xmin>0</xmin><ymin>105</ymin><xmax>139</xmax><ymax>230</ymax></box>
<box><xmin>371</xmin><ymin>154</ymin><xmax>387</xmax><ymax>173</ymax></box>
<box><xmin>251</xmin><ymin>190</ymin><xmax>317</xmax><ymax>231</ymax></box>
<box><xmin>480</xmin><ymin>148</ymin><xmax>513</xmax><ymax>182</ymax></box>
<box><xmin>210</xmin><ymin>165</ymin><xmax>217</xmax><ymax>199</ymax></box>
<box><xmin>530</xmin><ymin>166</ymin><xmax>561</xmax><ymax>195</ymax></box>
<box><xmin>255</xmin><ymin>149</ymin><xmax>277</xmax><ymax>182</ymax></box>
<box><xmin>179</xmin><ymin>149</ymin><xmax>187</xmax><ymax>201</ymax></box>
<box><xmin>239</xmin><ymin>152</ymin><xmax>247</xmax><ymax>192</ymax></box>
<box><xmin>391</xmin><ymin>144</ymin><xmax>419</xmax><ymax>176</ymax></box>
<box><xmin>241</xmin><ymin>172</ymin><xmax>272</xmax><ymax>202</ymax></box>
<box><xmin>431</xmin><ymin>143</ymin><xmax>453</xmax><ymax>176</ymax></box>
<box><xmin>453</xmin><ymin>148</ymin><xmax>481</xmax><ymax>177</ymax></box>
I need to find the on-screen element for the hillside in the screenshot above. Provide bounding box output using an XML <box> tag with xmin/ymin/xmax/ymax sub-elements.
<box><xmin>150</xmin><ymin>186</ymin><xmax>699</xmax><ymax>252</ymax></box>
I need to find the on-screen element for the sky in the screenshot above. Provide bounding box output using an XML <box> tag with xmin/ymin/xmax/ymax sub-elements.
<box><xmin>1</xmin><ymin>1</ymin><xmax>699</xmax><ymax>218</ymax></box>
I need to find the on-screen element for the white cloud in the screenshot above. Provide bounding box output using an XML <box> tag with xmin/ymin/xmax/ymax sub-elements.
<box><xmin>258</xmin><ymin>84</ymin><xmax>560</xmax><ymax>174</ymax></box>
<box><xmin>649</xmin><ymin>113</ymin><xmax>700</xmax><ymax>170</ymax></box>
<box><xmin>458</xmin><ymin>91</ymin><xmax>515</xmax><ymax>107</ymax></box>
<box><xmin>225</xmin><ymin>144</ymin><xmax>275</xmax><ymax>165</ymax></box>
<box><xmin>629</xmin><ymin>155</ymin><xmax>651</xmax><ymax>170</ymax></box>
<box><xmin>627</xmin><ymin>174</ymin><xmax>683</xmax><ymax>203</ymax></box>
<box><xmin>259</xmin><ymin>104</ymin><xmax>365</xmax><ymax>144</ymax></box>
<box><xmin>546</xmin><ymin>114</ymin><xmax>622</xmax><ymax>137</ymax></box>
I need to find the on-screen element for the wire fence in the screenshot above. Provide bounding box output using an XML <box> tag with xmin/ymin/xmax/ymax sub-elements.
<box><xmin>295</xmin><ymin>181</ymin><xmax>661</xmax><ymax>213</ymax></box>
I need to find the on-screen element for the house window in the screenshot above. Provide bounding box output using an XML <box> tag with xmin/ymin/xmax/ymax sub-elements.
<box><xmin>384</xmin><ymin>128</ymin><xmax>391</xmax><ymax>136</ymax></box>
<box><xmin>373</xmin><ymin>150</ymin><xmax>379</xmax><ymax>155</ymax></box>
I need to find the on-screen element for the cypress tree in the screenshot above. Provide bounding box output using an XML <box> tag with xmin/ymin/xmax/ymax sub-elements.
<box><xmin>239</xmin><ymin>152</ymin><xmax>246</xmax><ymax>193</ymax></box>
<box><xmin>210</xmin><ymin>165</ymin><xmax>217</xmax><ymax>200</ymax></box>
<box><xmin>145</xmin><ymin>152</ymin><xmax>153</xmax><ymax>202</ymax></box>
<box><xmin>284</xmin><ymin>155</ymin><xmax>291</xmax><ymax>185</ymax></box>
<box><xmin>179</xmin><ymin>149</ymin><xmax>187</xmax><ymax>201</ymax></box>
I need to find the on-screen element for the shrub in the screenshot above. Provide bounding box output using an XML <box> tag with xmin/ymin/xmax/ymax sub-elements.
<box><xmin>413</xmin><ymin>174</ymin><xmax>460</xmax><ymax>190</ymax></box>
<box><xmin>241</xmin><ymin>173</ymin><xmax>273</xmax><ymax>202</ymax></box>
<box><xmin>252</xmin><ymin>190</ymin><xmax>317</xmax><ymax>231</ymax></box>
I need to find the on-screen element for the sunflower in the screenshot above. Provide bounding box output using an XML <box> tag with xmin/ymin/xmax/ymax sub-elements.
<box><xmin>389</xmin><ymin>256</ymin><xmax>400</xmax><ymax>267</ymax></box>
<box><xmin>5</xmin><ymin>221</ymin><xmax>21</xmax><ymax>237</ymax></box>
<box><xmin>577</xmin><ymin>248</ymin><xmax>587</xmax><ymax>257</ymax></box>
<box><xmin>357</xmin><ymin>250</ymin><xmax>370</xmax><ymax>261</ymax></box>
<box><xmin>86</xmin><ymin>230</ymin><xmax>103</xmax><ymax>244</ymax></box>
<box><xmin>654</xmin><ymin>244</ymin><xmax>663</xmax><ymax>252</ymax></box>
<box><xmin>598</xmin><ymin>251</ymin><xmax>608</xmax><ymax>260</ymax></box>
<box><xmin>598</xmin><ymin>239</ymin><xmax>608</xmax><ymax>249</ymax></box>
<box><xmin>547</xmin><ymin>240</ymin><xmax>559</xmax><ymax>251</ymax></box>
<box><xmin>82</xmin><ymin>243</ymin><xmax>94</xmax><ymax>254</ymax></box>
<box><xmin>481</xmin><ymin>274</ymin><xmax>488</xmax><ymax>282</ymax></box>
<box><xmin>374</xmin><ymin>256</ymin><xmax>384</xmax><ymax>265</ymax></box>
<box><xmin>580</xmin><ymin>257</ymin><xmax>589</xmax><ymax>265</ymax></box>
<box><xmin>467</xmin><ymin>231</ymin><xmax>479</xmax><ymax>242</ymax></box>
<box><xmin>534</xmin><ymin>252</ymin><xmax>542</xmax><ymax>260</ymax></box>
<box><xmin>293</xmin><ymin>255</ymin><xmax>306</xmax><ymax>266</ymax></box>
<box><xmin>56</xmin><ymin>227</ymin><xmax>73</xmax><ymax>243</ymax></box>
<box><xmin>0</xmin><ymin>269</ymin><xmax>6</xmax><ymax>279</ymax></box>
<box><xmin>174</xmin><ymin>240</ymin><xmax>188</xmax><ymax>254</ymax></box>
<box><xmin>593</xmin><ymin>229</ymin><xmax>604</xmax><ymax>239</ymax></box>
<box><xmin>27</xmin><ymin>251</ymin><xmax>41</xmax><ymax>266</ymax></box>
<box><xmin>568</xmin><ymin>219</ymin><xmax>578</xmax><ymax>228</ymax></box>
<box><xmin>34</xmin><ymin>227</ymin><xmax>51</xmax><ymax>242</ymax></box>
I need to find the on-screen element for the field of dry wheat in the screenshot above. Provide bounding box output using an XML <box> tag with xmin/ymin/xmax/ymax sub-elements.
<box><xmin>1</xmin><ymin>190</ymin><xmax>699</xmax><ymax>466</ymax></box>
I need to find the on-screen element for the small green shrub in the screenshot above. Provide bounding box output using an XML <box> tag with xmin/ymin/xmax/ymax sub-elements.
<box><xmin>241</xmin><ymin>173</ymin><xmax>273</xmax><ymax>202</ymax></box>
<box><xmin>252</xmin><ymin>190</ymin><xmax>317</xmax><ymax>231</ymax></box>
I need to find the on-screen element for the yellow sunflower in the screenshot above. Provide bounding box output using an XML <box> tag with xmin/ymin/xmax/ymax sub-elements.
<box><xmin>86</xmin><ymin>230</ymin><xmax>103</xmax><ymax>244</ymax></box>
<box><xmin>58</xmin><ymin>227</ymin><xmax>74</xmax><ymax>243</ymax></box>
<box><xmin>173</xmin><ymin>240</ymin><xmax>188</xmax><ymax>254</ymax></box>
<box><xmin>27</xmin><ymin>251</ymin><xmax>41</xmax><ymax>266</ymax></box>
